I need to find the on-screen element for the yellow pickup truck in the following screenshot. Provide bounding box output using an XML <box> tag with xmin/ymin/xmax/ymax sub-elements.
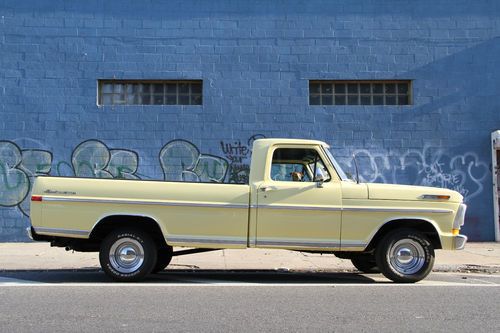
<box><xmin>28</xmin><ymin>138</ymin><xmax>467</xmax><ymax>283</ymax></box>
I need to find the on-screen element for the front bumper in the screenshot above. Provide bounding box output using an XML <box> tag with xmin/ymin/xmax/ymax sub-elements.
<box><xmin>454</xmin><ymin>234</ymin><xmax>468</xmax><ymax>250</ymax></box>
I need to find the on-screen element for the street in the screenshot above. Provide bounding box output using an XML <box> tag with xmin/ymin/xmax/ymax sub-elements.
<box><xmin>1</xmin><ymin>270</ymin><xmax>499</xmax><ymax>332</ymax></box>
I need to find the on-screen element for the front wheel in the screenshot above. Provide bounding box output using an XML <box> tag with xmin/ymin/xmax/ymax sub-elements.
<box><xmin>375</xmin><ymin>229</ymin><xmax>435</xmax><ymax>283</ymax></box>
<box><xmin>99</xmin><ymin>228</ymin><xmax>157</xmax><ymax>282</ymax></box>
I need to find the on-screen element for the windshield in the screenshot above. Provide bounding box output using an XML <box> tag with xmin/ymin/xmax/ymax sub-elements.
<box><xmin>322</xmin><ymin>146</ymin><xmax>350</xmax><ymax>181</ymax></box>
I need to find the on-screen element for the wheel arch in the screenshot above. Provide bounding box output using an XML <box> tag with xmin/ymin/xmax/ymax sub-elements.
<box><xmin>89</xmin><ymin>214</ymin><xmax>168</xmax><ymax>248</ymax></box>
<box><xmin>366</xmin><ymin>218</ymin><xmax>442</xmax><ymax>251</ymax></box>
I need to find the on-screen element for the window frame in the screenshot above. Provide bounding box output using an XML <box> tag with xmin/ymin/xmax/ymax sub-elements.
<box><xmin>97</xmin><ymin>79</ymin><xmax>203</xmax><ymax>106</ymax></box>
<box><xmin>267</xmin><ymin>146</ymin><xmax>336</xmax><ymax>183</ymax></box>
<box><xmin>309</xmin><ymin>80</ymin><xmax>412</xmax><ymax>106</ymax></box>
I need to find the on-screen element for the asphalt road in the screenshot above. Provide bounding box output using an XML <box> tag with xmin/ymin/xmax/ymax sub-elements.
<box><xmin>0</xmin><ymin>270</ymin><xmax>499</xmax><ymax>332</ymax></box>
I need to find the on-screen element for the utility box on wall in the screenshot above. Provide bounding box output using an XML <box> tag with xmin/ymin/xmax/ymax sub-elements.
<box><xmin>492</xmin><ymin>131</ymin><xmax>500</xmax><ymax>149</ymax></box>
<box><xmin>492</xmin><ymin>130</ymin><xmax>500</xmax><ymax>242</ymax></box>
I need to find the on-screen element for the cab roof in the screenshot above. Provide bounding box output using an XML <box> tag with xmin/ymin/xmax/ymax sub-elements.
<box><xmin>253</xmin><ymin>138</ymin><xmax>329</xmax><ymax>148</ymax></box>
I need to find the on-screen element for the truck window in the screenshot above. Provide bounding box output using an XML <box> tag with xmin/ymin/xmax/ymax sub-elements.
<box><xmin>271</xmin><ymin>148</ymin><xmax>331</xmax><ymax>182</ymax></box>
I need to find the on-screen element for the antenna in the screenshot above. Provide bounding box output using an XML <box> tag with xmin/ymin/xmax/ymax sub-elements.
<box><xmin>352</xmin><ymin>154</ymin><xmax>360</xmax><ymax>184</ymax></box>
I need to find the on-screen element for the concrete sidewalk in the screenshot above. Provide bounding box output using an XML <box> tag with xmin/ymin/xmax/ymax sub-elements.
<box><xmin>1</xmin><ymin>242</ymin><xmax>500</xmax><ymax>273</ymax></box>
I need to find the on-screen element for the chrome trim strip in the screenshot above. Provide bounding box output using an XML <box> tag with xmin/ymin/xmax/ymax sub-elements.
<box><xmin>44</xmin><ymin>197</ymin><xmax>451</xmax><ymax>214</ymax></box>
<box><xmin>167</xmin><ymin>236</ymin><xmax>247</xmax><ymax>246</ymax></box>
<box><xmin>454</xmin><ymin>234</ymin><xmax>468</xmax><ymax>250</ymax></box>
<box><xmin>257</xmin><ymin>204</ymin><xmax>342</xmax><ymax>212</ymax></box>
<box><xmin>453</xmin><ymin>204</ymin><xmax>467</xmax><ymax>229</ymax></box>
<box><xmin>341</xmin><ymin>242</ymin><xmax>368</xmax><ymax>248</ymax></box>
<box><xmin>419</xmin><ymin>194</ymin><xmax>450</xmax><ymax>200</ymax></box>
<box><xmin>256</xmin><ymin>204</ymin><xmax>450</xmax><ymax>214</ymax></box>
<box><xmin>42</xmin><ymin>196</ymin><xmax>248</xmax><ymax>209</ymax></box>
<box><xmin>342</xmin><ymin>207</ymin><xmax>453</xmax><ymax>214</ymax></box>
<box><xmin>257</xmin><ymin>240</ymin><xmax>340</xmax><ymax>248</ymax></box>
<box><xmin>34</xmin><ymin>227</ymin><xmax>90</xmax><ymax>237</ymax></box>
<box><xmin>26</xmin><ymin>227</ymin><xmax>33</xmax><ymax>240</ymax></box>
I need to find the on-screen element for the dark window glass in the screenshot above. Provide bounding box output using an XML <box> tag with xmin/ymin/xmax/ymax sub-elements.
<box><xmin>191</xmin><ymin>84</ymin><xmax>202</xmax><ymax>94</ymax></box>
<box><xmin>310</xmin><ymin>95</ymin><xmax>320</xmax><ymax>105</ymax></box>
<box><xmin>153</xmin><ymin>84</ymin><xmax>164</xmax><ymax>94</ymax></box>
<box><xmin>334</xmin><ymin>83</ymin><xmax>346</xmax><ymax>94</ymax></box>
<box><xmin>142</xmin><ymin>95</ymin><xmax>151</xmax><ymax>105</ymax></box>
<box><xmin>360</xmin><ymin>84</ymin><xmax>370</xmax><ymax>94</ymax></box>
<box><xmin>321</xmin><ymin>84</ymin><xmax>333</xmax><ymax>94</ymax></box>
<box><xmin>360</xmin><ymin>95</ymin><xmax>371</xmax><ymax>105</ymax></box>
<box><xmin>166</xmin><ymin>95</ymin><xmax>177</xmax><ymax>105</ymax></box>
<box><xmin>191</xmin><ymin>95</ymin><xmax>202</xmax><ymax>105</ymax></box>
<box><xmin>178</xmin><ymin>95</ymin><xmax>189</xmax><ymax>105</ymax></box>
<box><xmin>397</xmin><ymin>83</ymin><xmax>408</xmax><ymax>94</ymax></box>
<box><xmin>179</xmin><ymin>83</ymin><xmax>189</xmax><ymax>94</ymax></box>
<box><xmin>310</xmin><ymin>83</ymin><xmax>320</xmax><ymax>94</ymax></box>
<box><xmin>98</xmin><ymin>80</ymin><xmax>202</xmax><ymax>106</ymax></box>
<box><xmin>153</xmin><ymin>95</ymin><xmax>164</xmax><ymax>105</ymax></box>
<box><xmin>385</xmin><ymin>83</ymin><xmax>396</xmax><ymax>94</ymax></box>
<box><xmin>386</xmin><ymin>95</ymin><xmax>397</xmax><ymax>105</ymax></box>
<box><xmin>335</xmin><ymin>95</ymin><xmax>346</xmax><ymax>105</ymax></box>
<box><xmin>347</xmin><ymin>95</ymin><xmax>359</xmax><ymax>105</ymax></box>
<box><xmin>166</xmin><ymin>84</ymin><xmax>177</xmax><ymax>94</ymax></box>
<box><xmin>102</xmin><ymin>84</ymin><xmax>113</xmax><ymax>93</ymax></box>
<box><xmin>373</xmin><ymin>95</ymin><xmax>384</xmax><ymax>105</ymax></box>
<box><xmin>398</xmin><ymin>95</ymin><xmax>409</xmax><ymax>105</ymax></box>
<box><xmin>322</xmin><ymin>95</ymin><xmax>333</xmax><ymax>105</ymax></box>
<box><xmin>373</xmin><ymin>84</ymin><xmax>383</xmax><ymax>94</ymax></box>
<box><xmin>347</xmin><ymin>83</ymin><xmax>358</xmax><ymax>94</ymax></box>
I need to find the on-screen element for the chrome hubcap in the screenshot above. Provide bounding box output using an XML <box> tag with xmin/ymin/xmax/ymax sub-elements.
<box><xmin>109</xmin><ymin>238</ymin><xmax>144</xmax><ymax>274</ymax></box>
<box><xmin>389</xmin><ymin>239</ymin><xmax>425</xmax><ymax>275</ymax></box>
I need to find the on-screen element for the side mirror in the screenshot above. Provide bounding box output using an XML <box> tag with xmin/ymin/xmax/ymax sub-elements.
<box><xmin>315</xmin><ymin>167</ymin><xmax>325</xmax><ymax>188</ymax></box>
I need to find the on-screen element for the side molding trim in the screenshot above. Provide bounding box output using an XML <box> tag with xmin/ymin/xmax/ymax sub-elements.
<box><xmin>167</xmin><ymin>236</ymin><xmax>247</xmax><ymax>246</ymax></box>
<box><xmin>34</xmin><ymin>227</ymin><xmax>90</xmax><ymax>237</ymax></box>
<box><xmin>42</xmin><ymin>196</ymin><xmax>248</xmax><ymax>209</ymax></box>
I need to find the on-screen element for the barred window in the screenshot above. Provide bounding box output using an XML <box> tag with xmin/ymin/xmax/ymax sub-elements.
<box><xmin>309</xmin><ymin>80</ymin><xmax>411</xmax><ymax>106</ymax></box>
<box><xmin>98</xmin><ymin>80</ymin><xmax>202</xmax><ymax>106</ymax></box>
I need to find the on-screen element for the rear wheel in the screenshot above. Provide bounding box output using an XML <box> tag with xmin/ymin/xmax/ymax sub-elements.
<box><xmin>351</xmin><ymin>255</ymin><xmax>379</xmax><ymax>273</ymax></box>
<box><xmin>375</xmin><ymin>229</ymin><xmax>434</xmax><ymax>283</ymax></box>
<box><xmin>99</xmin><ymin>228</ymin><xmax>157</xmax><ymax>282</ymax></box>
<box><xmin>152</xmin><ymin>246</ymin><xmax>173</xmax><ymax>273</ymax></box>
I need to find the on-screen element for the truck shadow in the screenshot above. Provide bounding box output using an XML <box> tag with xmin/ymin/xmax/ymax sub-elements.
<box><xmin>0</xmin><ymin>269</ymin><xmax>384</xmax><ymax>284</ymax></box>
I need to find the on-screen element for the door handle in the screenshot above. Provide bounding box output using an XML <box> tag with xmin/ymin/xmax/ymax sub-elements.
<box><xmin>261</xmin><ymin>186</ymin><xmax>279</xmax><ymax>192</ymax></box>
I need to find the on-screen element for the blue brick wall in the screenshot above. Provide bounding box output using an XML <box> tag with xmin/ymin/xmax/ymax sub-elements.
<box><xmin>1</xmin><ymin>0</ymin><xmax>499</xmax><ymax>240</ymax></box>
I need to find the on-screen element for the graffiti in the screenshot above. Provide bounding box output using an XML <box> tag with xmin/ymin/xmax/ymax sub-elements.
<box><xmin>0</xmin><ymin>141</ymin><xmax>52</xmax><ymax>216</ymax></box>
<box><xmin>72</xmin><ymin>140</ymin><xmax>140</xmax><ymax>179</ymax></box>
<box><xmin>2</xmin><ymin>135</ymin><xmax>487</xmax><ymax>224</ymax></box>
<box><xmin>220</xmin><ymin>134</ymin><xmax>265</xmax><ymax>183</ymax></box>
<box><xmin>159</xmin><ymin>140</ymin><xmax>228</xmax><ymax>182</ymax></box>
<box><xmin>0</xmin><ymin>139</ymin><xmax>140</xmax><ymax>217</ymax></box>
<box><xmin>341</xmin><ymin>146</ymin><xmax>489</xmax><ymax>202</ymax></box>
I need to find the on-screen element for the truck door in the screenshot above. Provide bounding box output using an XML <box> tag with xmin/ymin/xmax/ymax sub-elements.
<box><xmin>255</xmin><ymin>146</ymin><xmax>342</xmax><ymax>250</ymax></box>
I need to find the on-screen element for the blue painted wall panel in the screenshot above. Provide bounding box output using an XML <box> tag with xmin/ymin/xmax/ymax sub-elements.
<box><xmin>1</xmin><ymin>0</ymin><xmax>499</xmax><ymax>241</ymax></box>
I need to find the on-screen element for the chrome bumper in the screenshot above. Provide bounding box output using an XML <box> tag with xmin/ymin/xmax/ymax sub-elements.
<box><xmin>454</xmin><ymin>234</ymin><xmax>467</xmax><ymax>250</ymax></box>
<box><xmin>26</xmin><ymin>227</ymin><xmax>33</xmax><ymax>240</ymax></box>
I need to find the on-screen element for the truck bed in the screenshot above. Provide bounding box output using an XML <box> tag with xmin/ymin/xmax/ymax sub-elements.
<box><xmin>31</xmin><ymin>176</ymin><xmax>251</xmax><ymax>248</ymax></box>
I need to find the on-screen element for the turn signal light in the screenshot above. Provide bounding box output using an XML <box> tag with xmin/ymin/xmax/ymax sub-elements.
<box><xmin>452</xmin><ymin>229</ymin><xmax>460</xmax><ymax>236</ymax></box>
<box><xmin>31</xmin><ymin>195</ymin><xmax>43</xmax><ymax>202</ymax></box>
